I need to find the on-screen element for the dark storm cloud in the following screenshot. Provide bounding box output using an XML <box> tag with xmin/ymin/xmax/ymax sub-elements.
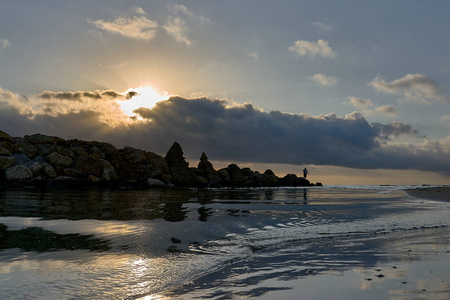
<box><xmin>38</xmin><ymin>90</ymin><xmax>131</xmax><ymax>101</ymax></box>
<box><xmin>1</xmin><ymin>95</ymin><xmax>450</xmax><ymax>176</ymax></box>
<box><xmin>131</xmin><ymin>97</ymin><xmax>450</xmax><ymax>175</ymax></box>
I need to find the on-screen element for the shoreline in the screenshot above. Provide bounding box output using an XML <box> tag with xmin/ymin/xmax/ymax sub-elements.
<box><xmin>405</xmin><ymin>187</ymin><xmax>450</xmax><ymax>202</ymax></box>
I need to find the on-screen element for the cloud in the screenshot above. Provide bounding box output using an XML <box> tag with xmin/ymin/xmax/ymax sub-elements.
<box><xmin>346</xmin><ymin>97</ymin><xmax>398</xmax><ymax>117</ymax></box>
<box><xmin>92</xmin><ymin>15</ymin><xmax>158</xmax><ymax>41</ymax></box>
<box><xmin>311</xmin><ymin>22</ymin><xmax>335</xmax><ymax>32</ymax></box>
<box><xmin>0</xmin><ymin>39</ymin><xmax>10</xmax><ymax>48</ymax></box>
<box><xmin>368</xmin><ymin>105</ymin><xmax>398</xmax><ymax>117</ymax></box>
<box><xmin>2</xmin><ymin>90</ymin><xmax>450</xmax><ymax>176</ymax></box>
<box><xmin>132</xmin><ymin>6</ymin><xmax>146</xmax><ymax>15</ymax></box>
<box><xmin>0</xmin><ymin>87</ymin><xmax>139</xmax><ymax>126</ymax></box>
<box><xmin>169</xmin><ymin>4</ymin><xmax>210</xmax><ymax>24</ymax></box>
<box><xmin>372</xmin><ymin>121</ymin><xmax>422</xmax><ymax>141</ymax></box>
<box><xmin>441</xmin><ymin>115</ymin><xmax>450</xmax><ymax>125</ymax></box>
<box><xmin>289</xmin><ymin>39</ymin><xmax>335</xmax><ymax>58</ymax></box>
<box><xmin>163</xmin><ymin>4</ymin><xmax>209</xmax><ymax>45</ymax></box>
<box><xmin>37</xmin><ymin>90</ymin><xmax>135</xmax><ymax>101</ymax></box>
<box><xmin>247</xmin><ymin>52</ymin><xmax>259</xmax><ymax>61</ymax></box>
<box><xmin>369</xmin><ymin>74</ymin><xmax>446</xmax><ymax>104</ymax></box>
<box><xmin>163</xmin><ymin>17</ymin><xmax>191</xmax><ymax>46</ymax></box>
<box><xmin>346</xmin><ymin>97</ymin><xmax>373</xmax><ymax>109</ymax></box>
<box><xmin>309</xmin><ymin>73</ymin><xmax>337</xmax><ymax>86</ymax></box>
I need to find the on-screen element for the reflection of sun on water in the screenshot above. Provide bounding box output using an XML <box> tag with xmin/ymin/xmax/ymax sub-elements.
<box><xmin>120</xmin><ymin>86</ymin><xmax>169</xmax><ymax>118</ymax></box>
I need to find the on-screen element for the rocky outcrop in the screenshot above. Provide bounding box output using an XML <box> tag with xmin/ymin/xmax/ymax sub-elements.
<box><xmin>164</xmin><ymin>142</ymin><xmax>203</xmax><ymax>187</ymax></box>
<box><xmin>0</xmin><ymin>130</ymin><xmax>320</xmax><ymax>188</ymax></box>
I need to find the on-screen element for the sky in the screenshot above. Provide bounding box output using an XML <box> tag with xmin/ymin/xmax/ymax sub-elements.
<box><xmin>1</xmin><ymin>0</ymin><xmax>450</xmax><ymax>185</ymax></box>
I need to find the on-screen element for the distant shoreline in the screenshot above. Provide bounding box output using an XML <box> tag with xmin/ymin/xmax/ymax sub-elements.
<box><xmin>405</xmin><ymin>187</ymin><xmax>450</xmax><ymax>202</ymax></box>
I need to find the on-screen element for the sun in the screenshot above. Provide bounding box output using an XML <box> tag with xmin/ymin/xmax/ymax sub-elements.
<box><xmin>120</xmin><ymin>86</ymin><xmax>169</xmax><ymax>117</ymax></box>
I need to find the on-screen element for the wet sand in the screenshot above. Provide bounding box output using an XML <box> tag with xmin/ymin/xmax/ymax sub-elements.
<box><xmin>405</xmin><ymin>187</ymin><xmax>450</xmax><ymax>202</ymax></box>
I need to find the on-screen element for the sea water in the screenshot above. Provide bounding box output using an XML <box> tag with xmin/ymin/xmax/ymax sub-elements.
<box><xmin>0</xmin><ymin>186</ymin><xmax>448</xmax><ymax>299</ymax></box>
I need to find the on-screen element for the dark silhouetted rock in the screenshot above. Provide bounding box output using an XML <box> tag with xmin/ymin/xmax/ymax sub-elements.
<box><xmin>198</xmin><ymin>152</ymin><xmax>222</xmax><ymax>185</ymax></box>
<box><xmin>279</xmin><ymin>174</ymin><xmax>311</xmax><ymax>186</ymax></box>
<box><xmin>165</xmin><ymin>142</ymin><xmax>203</xmax><ymax>187</ymax></box>
<box><xmin>0</xmin><ymin>130</ymin><xmax>323</xmax><ymax>187</ymax></box>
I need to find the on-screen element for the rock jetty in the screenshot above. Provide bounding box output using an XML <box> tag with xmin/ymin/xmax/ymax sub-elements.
<box><xmin>0</xmin><ymin>130</ymin><xmax>322</xmax><ymax>188</ymax></box>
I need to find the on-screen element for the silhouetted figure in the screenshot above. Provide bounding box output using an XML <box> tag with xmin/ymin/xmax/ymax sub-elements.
<box><xmin>302</xmin><ymin>168</ymin><xmax>309</xmax><ymax>178</ymax></box>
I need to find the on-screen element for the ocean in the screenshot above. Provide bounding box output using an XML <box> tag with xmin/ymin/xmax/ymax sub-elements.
<box><xmin>0</xmin><ymin>186</ymin><xmax>449</xmax><ymax>299</ymax></box>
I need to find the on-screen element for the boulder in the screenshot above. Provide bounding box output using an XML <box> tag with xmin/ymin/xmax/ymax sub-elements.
<box><xmin>42</xmin><ymin>162</ymin><xmax>57</xmax><ymax>178</ymax></box>
<box><xmin>56</xmin><ymin>146</ymin><xmax>75</xmax><ymax>158</ymax></box>
<box><xmin>72</xmin><ymin>155</ymin><xmax>103</xmax><ymax>177</ymax></box>
<box><xmin>24</xmin><ymin>133</ymin><xmax>63</xmax><ymax>144</ymax></box>
<box><xmin>164</xmin><ymin>142</ymin><xmax>202</xmax><ymax>187</ymax></box>
<box><xmin>29</xmin><ymin>162</ymin><xmax>43</xmax><ymax>176</ymax></box>
<box><xmin>88</xmin><ymin>175</ymin><xmax>101</xmax><ymax>183</ymax></box>
<box><xmin>100</xmin><ymin>142</ymin><xmax>118</xmax><ymax>157</ymax></box>
<box><xmin>14</xmin><ymin>142</ymin><xmax>37</xmax><ymax>158</ymax></box>
<box><xmin>5</xmin><ymin>165</ymin><xmax>33</xmax><ymax>180</ymax></box>
<box><xmin>147</xmin><ymin>151</ymin><xmax>170</xmax><ymax>174</ymax></box>
<box><xmin>0</xmin><ymin>156</ymin><xmax>15</xmax><ymax>170</ymax></box>
<box><xmin>90</xmin><ymin>146</ymin><xmax>105</xmax><ymax>159</ymax></box>
<box><xmin>0</xmin><ymin>130</ymin><xmax>13</xmax><ymax>142</ymax></box>
<box><xmin>278</xmin><ymin>174</ymin><xmax>311</xmax><ymax>186</ymax></box>
<box><xmin>36</xmin><ymin>144</ymin><xmax>55</xmax><ymax>156</ymax></box>
<box><xmin>70</xmin><ymin>146</ymin><xmax>88</xmax><ymax>157</ymax></box>
<box><xmin>226</xmin><ymin>164</ymin><xmax>246</xmax><ymax>186</ymax></box>
<box><xmin>13</xmin><ymin>153</ymin><xmax>33</xmax><ymax>166</ymax></box>
<box><xmin>46</xmin><ymin>152</ymin><xmax>73</xmax><ymax>167</ymax></box>
<box><xmin>147</xmin><ymin>178</ymin><xmax>166</xmax><ymax>188</ymax></box>
<box><xmin>0</xmin><ymin>141</ymin><xmax>13</xmax><ymax>155</ymax></box>
<box><xmin>197</xmin><ymin>152</ymin><xmax>222</xmax><ymax>184</ymax></box>
<box><xmin>261</xmin><ymin>169</ymin><xmax>279</xmax><ymax>187</ymax></box>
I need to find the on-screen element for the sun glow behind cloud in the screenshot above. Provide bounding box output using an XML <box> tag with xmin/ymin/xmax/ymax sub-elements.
<box><xmin>120</xmin><ymin>86</ymin><xmax>169</xmax><ymax>119</ymax></box>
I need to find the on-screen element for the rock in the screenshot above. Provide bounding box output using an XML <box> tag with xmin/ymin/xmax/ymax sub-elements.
<box><xmin>315</xmin><ymin>182</ymin><xmax>323</xmax><ymax>186</ymax></box>
<box><xmin>42</xmin><ymin>162</ymin><xmax>57</xmax><ymax>178</ymax></box>
<box><xmin>197</xmin><ymin>152</ymin><xmax>222</xmax><ymax>183</ymax></box>
<box><xmin>46</xmin><ymin>152</ymin><xmax>73</xmax><ymax>167</ymax></box>
<box><xmin>101</xmin><ymin>168</ymin><xmax>112</xmax><ymax>182</ymax></box>
<box><xmin>70</xmin><ymin>146</ymin><xmax>88</xmax><ymax>156</ymax></box>
<box><xmin>72</xmin><ymin>155</ymin><xmax>103</xmax><ymax>177</ymax></box>
<box><xmin>24</xmin><ymin>133</ymin><xmax>63</xmax><ymax>144</ymax></box>
<box><xmin>218</xmin><ymin>168</ymin><xmax>230</xmax><ymax>182</ymax></box>
<box><xmin>226</xmin><ymin>164</ymin><xmax>246</xmax><ymax>186</ymax></box>
<box><xmin>147</xmin><ymin>151</ymin><xmax>170</xmax><ymax>174</ymax></box>
<box><xmin>88</xmin><ymin>175</ymin><xmax>101</xmax><ymax>183</ymax></box>
<box><xmin>14</xmin><ymin>142</ymin><xmax>37</xmax><ymax>158</ymax></box>
<box><xmin>5</xmin><ymin>165</ymin><xmax>33</xmax><ymax>180</ymax></box>
<box><xmin>164</xmin><ymin>142</ymin><xmax>202</xmax><ymax>187</ymax></box>
<box><xmin>0</xmin><ymin>156</ymin><xmax>15</xmax><ymax>170</ymax></box>
<box><xmin>99</xmin><ymin>159</ymin><xmax>116</xmax><ymax>181</ymax></box>
<box><xmin>279</xmin><ymin>174</ymin><xmax>311</xmax><ymax>186</ymax></box>
<box><xmin>147</xmin><ymin>178</ymin><xmax>166</xmax><ymax>188</ymax></box>
<box><xmin>13</xmin><ymin>153</ymin><xmax>33</xmax><ymax>166</ymax></box>
<box><xmin>0</xmin><ymin>141</ymin><xmax>13</xmax><ymax>155</ymax></box>
<box><xmin>100</xmin><ymin>142</ymin><xmax>118</xmax><ymax>157</ymax></box>
<box><xmin>36</xmin><ymin>144</ymin><xmax>55</xmax><ymax>156</ymax></box>
<box><xmin>129</xmin><ymin>149</ymin><xmax>146</xmax><ymax>163</ymax></box>
<box><xmin>261</xmin><ymin>169</ymin><xmax>278</xmax><ymax>187</ymax></box>
<box><xmin>0</xmin><ymin>130</ymin><xmax>13</xmax><ymax>142</ymax></box>
<box><xmin>56</xmin><ymin>146</ymin><xmax>75</xmax><ymax>158</ymax></box>
<box><xmin>29</xmin><ymin>162</ymin><xmax>43</xmax><ymax>176</ymax></box>
<box><xmin>90</xmin><ymin>146</ymin><xmax>105</xmax><ymax>159</ymax></box>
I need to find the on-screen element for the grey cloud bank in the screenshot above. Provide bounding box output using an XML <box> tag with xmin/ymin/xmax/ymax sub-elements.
<box><xmin>1</xmin><ymin>91</ymin><xmax>450</xmax><ymax>177</ymax></box>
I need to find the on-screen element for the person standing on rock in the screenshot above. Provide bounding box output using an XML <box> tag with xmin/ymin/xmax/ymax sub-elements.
<box><xmin>302</xmin><ymin>168</ymin><xmax>309</xmax><ymax>178</ymax></box>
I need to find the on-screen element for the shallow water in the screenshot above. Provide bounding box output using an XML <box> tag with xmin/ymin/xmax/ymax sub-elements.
<box><xmin>0</xmin><ymin>186</ymin><xmax>449</xmax><ymax>299</ymax></box>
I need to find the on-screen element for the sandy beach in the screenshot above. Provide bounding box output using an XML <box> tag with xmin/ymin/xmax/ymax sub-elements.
<box><xmin>405</xmin><ymin>187</ymin><xmax>450</xmax><ymax>202</ymax></box>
